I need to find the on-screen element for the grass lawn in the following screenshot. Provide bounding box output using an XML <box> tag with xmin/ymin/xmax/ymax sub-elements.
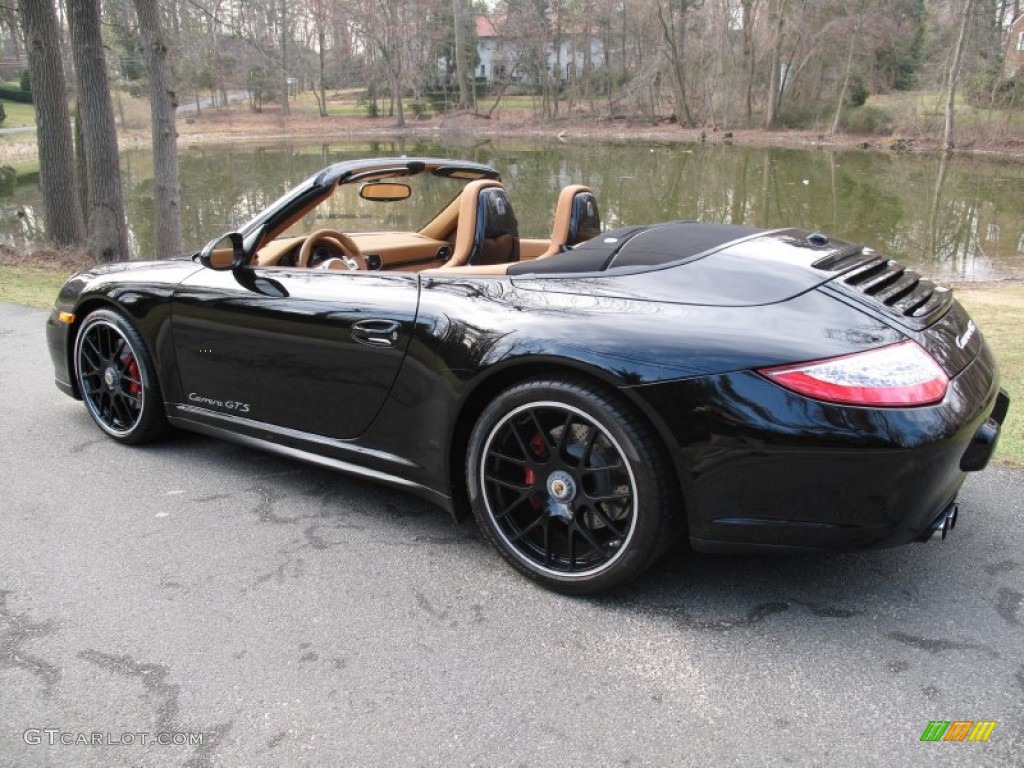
<box><xmin>871</xmin><ymin>91</ymin><xmax>1024</xmax><ymax>136</ymax></box>
<box><xmin>0</xmin><ymin>99</ymin><xmax>37</xmax><ymax>139</ymax></box>
<box><xmin>955</xmin><ymin>284</ymin><xmax>1023</xmax><ymax>466</ymax></box>
<box><xmin>0</xmin><ymin>265</ymin><xmax>70</xmax><ymax>308</ymax></box>
<box><xmin>1</xmin><ymin>260</ymin><xmax>1020</xmax><ymax>467</ymax></box>
<box><xmin>282</xmin><ymin>90</ymin><xmax>542</xmax><ymax>120</ymax></box>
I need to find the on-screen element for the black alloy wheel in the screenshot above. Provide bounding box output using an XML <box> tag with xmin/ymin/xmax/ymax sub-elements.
<box><xmin>467</xmin><ymin>377</ymin><xmax>679</xmax><ymax>594</ymax></box>
<box><xmin>74</xmin><ymin>309</ymin><xmax>167</xmax><ymax>444</ymax></box>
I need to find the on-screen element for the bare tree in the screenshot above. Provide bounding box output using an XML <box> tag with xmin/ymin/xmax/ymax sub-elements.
<box><xmin>944</xmin><ymin>0</ymin><xmax>977</xmax><ymax>150</ymax></box>
<box><xmin>355</xmin><ymin>0</ymin><xmax>410</xmax><ymax>126</ymax></box>
<box><xmin>831</xmin><ymin>0</ymin><xmax>867</xmax><ymax>134</ymax></box>
<box><xmin>452</xmin><ymin>0</ymin><xmax>474</xmax><ymax>109</ymax></box>
<box><xmin>132</xmin><ymin>0</ymin><xmax>183</xmax><ymax>261</ymax></box>
<box><xmin>308</xmin><ymin>0</ymin><xmax>330</xmax><ymax>116</ymax></box>
<box><xmin>741</xmin><ymin>0</ymin><xmax>760</xmax><ymax>122</ymax></box>
<box><xmin>764</xmin><ymin>0</ymin><xmax>787</xmax><ymax>128</ymax></box>
<box><xmin>19</xmin><ymin>0</ymin><xmax>86</xmax><ymax>247</ymax></box>
<box><xmin>279</xmin><ymin>0</ymin><xmax>291</xmax><ymax>115</ymax></box>
<box><xmin>655</xmin><ymin>0</ymin><xmax>701</xmax><ymax>127</ymax></box>
<box><xmin>68</xmin><ymin>0</ymin><xmax>130</xmax><ymax>262</ymax></box>
<box><xmin>1</xmin><ymin>4</ymin><xmax>21</xmax><ymax>58</ymax></box>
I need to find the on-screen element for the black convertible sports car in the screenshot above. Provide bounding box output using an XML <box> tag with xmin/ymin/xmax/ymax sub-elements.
<box><xmin>46</xmin><ymin>156</ymin><xmax>1010</xmax><ymax>593</ymax></box>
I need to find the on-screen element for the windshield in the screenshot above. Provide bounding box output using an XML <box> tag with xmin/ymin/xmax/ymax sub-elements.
<box><xmin>279</xmin><ymin>172</ymin><xmax>468</xmax><ymax>237</ymax></box>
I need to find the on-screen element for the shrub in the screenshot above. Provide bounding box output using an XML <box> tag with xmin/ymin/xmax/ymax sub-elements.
<box><xmin>0</xmin><ymin>87</ymin><xmax>32</xmax><ymax>104</ymax></box>
<box><xmin>962</xmin><ymin>70</ymin><xmax>1024</xmax><ymax>108</ymax></box>
<box><xmin>0</xmin><ymin>165</ymin><xmax>16</xmax><ymax>196</ymax></box>
<box><xmin>846</xmin><ymin>77</ymin><xmax>869</xmax><ymax>108</ymax></box>
<box><xmin>423</xmin><ymin>89</ymin><xmax>451</xmax><ymax>113</ymax></box>
<box><xmin>774</xmin><ymin>105</ymin><xmax>818</xmax><ymax>129</ymax></box>
<box><xmin>840</xmin><ymin>105</ymin><xmax>893</xmax><ymax>135</ymax></box>
<box><xmin>19</xmin><ymin>70</ymin><xmax>30</xmax><ymax>92</ymax></box>
<box><xmin>965</xmin><ymin>71</ymin><xmax>1023</xmax><ymax>109</ymax></box>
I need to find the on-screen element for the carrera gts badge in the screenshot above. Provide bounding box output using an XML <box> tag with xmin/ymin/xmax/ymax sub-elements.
<box><xmin>188</xmin><ymin>392</ymin><xmax>250</xmax><ymax>414</ymax></box>
<box><xmin>956</xmin><ymin>320</ymin><xmax>977</xmax><ymax>350</ymax></box>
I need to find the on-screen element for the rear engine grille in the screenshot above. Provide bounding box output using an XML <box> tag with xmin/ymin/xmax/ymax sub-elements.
<box><xmin>814</xmin><ymin>249</ymin><xmax>952</xmax><ymax>325</ymax></box>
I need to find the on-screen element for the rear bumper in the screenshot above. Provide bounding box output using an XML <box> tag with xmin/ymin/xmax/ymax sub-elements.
<box><xmin>960</xmin><ymin>387</ymin><xmax>1010</xmax><ymax>472</ymax></box>
<box><xmin>630</xmin><ymin>346</ymin><xmax>1008</xmax><ymax>554</ymax></box>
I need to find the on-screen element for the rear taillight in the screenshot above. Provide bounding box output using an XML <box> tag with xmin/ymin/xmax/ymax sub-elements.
<box><xmin>759</xmin><ymin>341</ymin><xmax>948</xmax><ymax>406</ymax></box>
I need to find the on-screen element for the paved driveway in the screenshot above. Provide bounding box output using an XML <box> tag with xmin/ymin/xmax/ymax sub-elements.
<box><xmin>1</xmin><ymin>300</ymin><xmax>1021</xmax><ymax>766</ymax></box>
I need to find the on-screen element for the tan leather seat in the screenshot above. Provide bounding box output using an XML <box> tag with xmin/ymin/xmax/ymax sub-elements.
<box><xmin>539</xmin><ymin>185</ymin><xmax>602</xmax><ymax>258</ymax></box>
<box><xmin>432</xmin><ymin>179</ymin><xmax>520</xmax><ymax>271</ymax></box>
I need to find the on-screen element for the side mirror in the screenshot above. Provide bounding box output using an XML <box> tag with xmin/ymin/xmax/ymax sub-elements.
<box><xmin>199</xmin><ymin>233</ymin><xmax>247</xmax><ymax>270</ymax></box>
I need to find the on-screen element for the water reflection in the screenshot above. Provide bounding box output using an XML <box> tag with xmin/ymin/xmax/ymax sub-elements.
<box><xmin>2</xmin><ymin>139</ymin><xmax>1023</xmax><ymax>281</ymax></box>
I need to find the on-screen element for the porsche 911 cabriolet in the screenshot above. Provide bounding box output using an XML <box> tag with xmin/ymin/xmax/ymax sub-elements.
<box><xmin>46</xmin><ymin>156</ymin><xmax>1010</xmax><ymax>593</ymax></box>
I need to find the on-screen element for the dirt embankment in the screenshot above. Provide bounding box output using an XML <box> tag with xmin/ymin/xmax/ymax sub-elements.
<box><xmin>4</xmin><ymin>106</ymin><xmax>1024</xmax><ymax>165</ymax></box>
<box><xmin>167</xmin><ymin>109</ymin><xmax>1024</xmax><ymax>158</ymax></box>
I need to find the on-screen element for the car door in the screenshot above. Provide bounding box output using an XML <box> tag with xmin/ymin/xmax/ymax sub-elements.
<box><xmin>170</xmin><ymin>265</ymin><xmax>419</xmax><ymax>440</ymax></box>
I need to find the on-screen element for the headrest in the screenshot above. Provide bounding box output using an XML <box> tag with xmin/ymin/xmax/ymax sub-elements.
<box><xmin>569</xmin><ymin>192</ymin><xmax>601</xmax><ymax>246</ymax></box>
<box><xmin>471</xmin><ymin>188</ymin><xmax>520</xmax><ymax>265</ymax></box>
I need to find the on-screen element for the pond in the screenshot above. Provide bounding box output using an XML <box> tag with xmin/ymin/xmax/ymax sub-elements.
<box><xmin>3</xmin><ymin>137</ymin><xmax>1024</xmax><ymax>282</ymax></box>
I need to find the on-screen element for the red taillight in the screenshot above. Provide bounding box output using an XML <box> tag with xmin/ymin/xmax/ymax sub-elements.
<box><xmin>759</xmin><ymin>341</ymin><xmax>948</xmax><ymax>407</ymax></box>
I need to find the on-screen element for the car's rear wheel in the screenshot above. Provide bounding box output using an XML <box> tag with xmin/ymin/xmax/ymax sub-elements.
<box><xmin>467</xmin><ymin>377</ymin><xmax>678</xmax><ymax>594</ymax></box>
<box><xmin>74</xmin><ymin>309</ymin><xmax>167</xmax><ymax>444</ymax></box>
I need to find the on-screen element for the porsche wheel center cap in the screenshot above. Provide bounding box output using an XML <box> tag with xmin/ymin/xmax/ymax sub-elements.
<box><xmin>103</xmin><ymin>366</ymin><xmax>119</xmax><ymax>390</ymax></box>
<box><xmin>547</xmin><ymin>471</ymin><xmax>577</xmax><ymax>503</ymax></box>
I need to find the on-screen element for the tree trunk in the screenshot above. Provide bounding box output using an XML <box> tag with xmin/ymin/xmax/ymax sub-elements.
<box><xmin>452</xmin><ymin>0</ymin><xmax>472</xmax><ymax>109</ymax></box>
<box><xmin>318</xmin><ymin>29</ymin><xmax>327</xmax><ymax>117</ymax></box>
<box><xmin>19</xmin><ymin>0</ymin><xmax>86</xmax><ymax>246</ymax></box>
<box><xmin>657</xmin><ymin>0</ymin><xmax>694</xmax><ymax>126</ymax></box>
<box><xmin>133</xmin><ymin>0</ymin><xmax>184</xmax><ymax>262</ymax></box>
<box><xmin>390</xmin><ymin>68</ymin><xmax>405</xmax><ymax>127</ymax></box>
<box><xmin>280</xmin><ymin>0</ymin><xmax>290</xmax><ymax>115</ymax></box>
<box><xmin>765</xmin><ymin>0</ymin><xmax>786</xmax><ymax>129</ymax></box>
<box><xmin>831</xmin><ymin>1</ymin><xmax>866</xmax><ymax>135</ymax></box>
<box><xmin>386</xmin><ymin>0</ymin><xmax>404</xmax><ymax>127</ymax></box>
<box><xmin>943</xmin><ymin>0</ymin><xmax>976</xmax><ymax>151</ymax></box>
<box><xmin>68</xmin><ymin>0</ymin><xmax>131</xmax><ymax>262</ymax></box>
<box><xmin>742</xmin><ymin>0</ymin><xmax>756</xmax><ymax>122</ymax></box>
<box><xmin>73</xmin><ymin>103</ymin><xmax>88</xmax><ymax>228</ymax></box>
<box><xmin>552</xmin><ymin>0</ymin><xmax>562</xmax><ymax>118</ymax></box>
<box><xmin>582</xmin><ymin>1</ymin><xmax>593</xmax><ymax>105</ymax></box>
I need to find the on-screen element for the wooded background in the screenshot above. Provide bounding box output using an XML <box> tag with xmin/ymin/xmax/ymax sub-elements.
<box><xmin>4</xmin><ymin>2</ymin><xmax>1020</xmax><ymax>122</ymax></box>
<box><xmin>3</xmin><ymin>1</ymin><xmax>1023</xmax><ymax>261</ymax></box>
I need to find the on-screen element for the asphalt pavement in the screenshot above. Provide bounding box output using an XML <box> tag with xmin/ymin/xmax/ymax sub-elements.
<box><xmin>1</xmin><ymin>300</ymin><xmax>1021</xmax><ymax>767</ymax></box>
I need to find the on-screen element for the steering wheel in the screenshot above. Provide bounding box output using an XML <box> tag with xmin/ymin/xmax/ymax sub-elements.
<box><xmin>298</xmin><ymin>229</ymin><xmax>366</xmax><ymax>270</ymax></box>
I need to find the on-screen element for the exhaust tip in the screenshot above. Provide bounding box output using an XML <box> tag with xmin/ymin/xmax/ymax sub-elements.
<box><xmin>926</xmin><ymin>503</ymin><xmax>959</xmax><ymax>542</ymax></box>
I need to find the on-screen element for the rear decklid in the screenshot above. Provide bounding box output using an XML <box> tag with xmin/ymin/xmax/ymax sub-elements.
<box><xmin>510</xmin><ymin>221</ymin><xmax>984</xmax><ymax>376</ymax></box>
<box><xmin>511</xmin><ymin>222</ymin><xmax>898</xmax><ymax>307</ymax></box>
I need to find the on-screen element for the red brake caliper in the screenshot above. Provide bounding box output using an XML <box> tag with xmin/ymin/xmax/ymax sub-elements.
<box><xmin>125</xmin><ymin>356</ymin><xmax>141</xmax><ymax>397</ymax></box>
<box><xmin>525</xmin><ymin>432</ymin><xmax>548</xmax><ymax>509</ymax></box>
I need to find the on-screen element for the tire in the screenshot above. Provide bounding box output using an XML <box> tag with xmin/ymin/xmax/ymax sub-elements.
<box><xmin>73</xmin><ymin>309</ymin><xmax>167</xmax><ymax>444</ymax></box>
<box><xmin>466</xmin><ymin>377</ymin><xmax>679</xmax><ymax>595</ymax></box>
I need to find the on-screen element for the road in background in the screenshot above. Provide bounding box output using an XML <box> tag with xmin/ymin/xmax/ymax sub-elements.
<box><xmin>1</xmin><ymin>301</ymin><xmax>1021</xmax><ymax>766</ymax></box>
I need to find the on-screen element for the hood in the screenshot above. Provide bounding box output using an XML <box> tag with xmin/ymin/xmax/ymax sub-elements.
<box><xmin>58</xmin><ymin>258</ymin><xmax>204</xmax><ymax>309</ymax></box>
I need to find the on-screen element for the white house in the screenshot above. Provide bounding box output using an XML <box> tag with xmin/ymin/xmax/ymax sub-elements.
<box><xmin>1005</xmin><ymin>13</ymin><xmax>1024</xmax><ymax>78</ymax></box>
<box><xmin>474</xmin><ymin>13</ymin><xmax>605</xmax><ymax>84</ymax></box>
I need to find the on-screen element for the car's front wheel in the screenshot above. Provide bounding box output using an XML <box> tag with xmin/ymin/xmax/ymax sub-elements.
<box><xmin>74</xmin><ymin>309</ymin><xmax>167</xmax><ymax>444</ymax></box>
<box><xmin>467</xmin><ymin>377</ymin><xmax>679</xmax><ymax>594</ymax></box>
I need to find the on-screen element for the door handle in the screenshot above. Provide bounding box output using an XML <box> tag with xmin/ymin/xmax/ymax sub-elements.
<box><xmin>351</xmin><ymin>319</ymin><xmax>401</xmax><ymax>348</ymax></box>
